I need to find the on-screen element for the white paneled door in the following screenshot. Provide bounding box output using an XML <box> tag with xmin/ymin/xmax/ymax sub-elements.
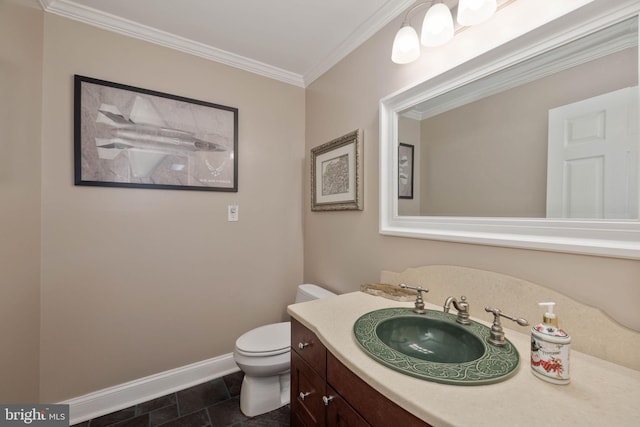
<box><xmin>547</xmin><ymin>86</ymin><xmax>638</xmax><ymax>219</ymax></box>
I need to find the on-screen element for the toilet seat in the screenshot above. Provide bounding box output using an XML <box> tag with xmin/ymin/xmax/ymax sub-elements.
<box><xmin>235</xmin><ymin>321</ymin><xmax>291</xmax><ymax>357</ymax></box>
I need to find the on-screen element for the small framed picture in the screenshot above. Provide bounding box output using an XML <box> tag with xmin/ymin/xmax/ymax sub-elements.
<box><xmin>398</xmin><ymin>143</ymin><xmax>414</xmax><ymax>199</ymax></box>
<box><xmin>311</xmin><ymin>130</ymin><xmax>363</xmax><ymax>211</ymax></box>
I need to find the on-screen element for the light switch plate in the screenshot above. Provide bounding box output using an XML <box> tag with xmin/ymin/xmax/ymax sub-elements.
<box><xmin>228</xmin><ymin>204</ymin><xmax>239</xmax><ymax>221</ymax></box>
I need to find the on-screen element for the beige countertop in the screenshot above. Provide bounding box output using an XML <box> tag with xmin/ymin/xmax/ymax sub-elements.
<box><xmin>287</xmin><ymin>291</ymin><xmax>640</xmax><ymax>427</ymax></box>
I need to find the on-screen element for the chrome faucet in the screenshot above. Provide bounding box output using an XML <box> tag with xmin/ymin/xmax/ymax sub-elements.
<box><xmin>443</xmin><ymin>296</ymin><xmax>471</xmax><ymax>325</ymax></box>
<box><xmin>484</xmin><ymin>307</ymin><xmax>529</xmax><ymax>346</ymax></box>
<box><xmin>399</xmin><ymin>283</ymin><xmax>429</xmax><ymax>314</ymax></box>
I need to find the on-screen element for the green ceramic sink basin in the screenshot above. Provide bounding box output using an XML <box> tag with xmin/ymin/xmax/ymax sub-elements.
<box><xmin>353</xmin><ymin>308</ymin><xmax>521</xmax><ymax>385</ymax></box>
<box><xmin>375</xmin><ymin>316</ymin><xmax>485</xmax><ymax>363</ymax></box>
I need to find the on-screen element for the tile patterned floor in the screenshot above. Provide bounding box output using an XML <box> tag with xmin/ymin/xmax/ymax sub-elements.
<box><xmin>72</xmin><ymin>372</ymin><xmax>289</xmax><ymax>427</ymax></box>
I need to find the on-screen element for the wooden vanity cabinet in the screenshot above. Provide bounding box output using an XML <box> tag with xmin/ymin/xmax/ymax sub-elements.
<box><xmin>291</xmin><ymin>318</ymin><xmax>430</xmax><ymax>427</ymax></box>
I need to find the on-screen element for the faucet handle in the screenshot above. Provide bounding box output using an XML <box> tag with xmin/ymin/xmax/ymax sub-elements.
<box><xmin>484</xmin><ymin>307</ymin><xmax>529</xmax><ymax>346</ymax></box>
<box><xmin>399</xmin><ymin>283</ymin><xmax>428</xmax><ymax>314</ymax></box>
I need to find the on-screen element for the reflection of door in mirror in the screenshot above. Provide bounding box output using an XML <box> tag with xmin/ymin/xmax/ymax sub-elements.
<box><xmin>547</xmin><ymin>87</ymin><xmax>638</xmax><ymax>219</ymax></box>
<box><xmin>398</xmin><ymin>44</ymin><xmax>638</xmax><ymax>218</ymax></box>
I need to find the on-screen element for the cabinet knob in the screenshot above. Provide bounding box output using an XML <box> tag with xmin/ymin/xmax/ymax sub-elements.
<box><xmin>322</xmin><ymin>395</ymin><xmax>334</xmax><ymax>406</ymax></box>
<box><xmin>298</xmin><ymin>342</ymin><xmax>309</xmax><ymax>350</ymax></box>
<box><xmin>299</xmin><ymin>391</ymin><xmax>311</xmax><ymax>400</ymax></box>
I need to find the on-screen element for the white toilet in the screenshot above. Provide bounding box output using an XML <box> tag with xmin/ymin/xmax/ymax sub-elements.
<box><xmin>233</xmin><ymin>284</ymin><xmax>336</xmax><ymax>417</ymax></box>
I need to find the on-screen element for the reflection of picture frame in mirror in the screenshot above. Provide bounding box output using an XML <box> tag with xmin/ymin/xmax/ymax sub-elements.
<box><xmin>398</xmin><ymin>143</ymin><xmax>414</xmax><ymax>199</ymax></box>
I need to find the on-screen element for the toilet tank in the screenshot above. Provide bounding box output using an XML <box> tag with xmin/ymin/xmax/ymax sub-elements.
<box><xmin>295</xmin><ymin>284</ymin><xmax>336</xmax><ymax>303</ymax></box>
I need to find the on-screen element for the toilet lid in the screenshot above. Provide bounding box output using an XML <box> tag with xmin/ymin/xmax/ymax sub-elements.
<box><xmin>235</xmin><ymin>321</ymin><xmax>291</xmax><ymax>355</ymax></box>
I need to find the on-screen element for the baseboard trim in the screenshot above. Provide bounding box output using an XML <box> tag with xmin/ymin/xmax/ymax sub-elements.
<box><xmin>61</xmin><ymin>353</ymin><xmax>240</xmax><ymax>425</ymax></box>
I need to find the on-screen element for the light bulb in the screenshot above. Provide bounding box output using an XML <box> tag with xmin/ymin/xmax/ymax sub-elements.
<box><xmin>421</xmin><ymin>3</ymin><xmax>454</xmax><ymax>47</ymax></box>
<box><xmin>391</xmin><ymin>25</ymin><xmax>420</xmax><ymax>64</ymax></box>
<box><xmin>467</xmin><ymin>0</ymin><xmax>485</xmax><ymax>9</ymax></box>
<box><xmin>457</xmin><ymin>0</ymin><xmax>497</xmax><ymax>26</ymax></box>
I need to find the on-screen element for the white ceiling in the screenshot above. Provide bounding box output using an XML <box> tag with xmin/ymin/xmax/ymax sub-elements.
<box><xmin>38</xmin><ymin>0</ymin><xmax>419</xmax><ymax>87</ymax></box>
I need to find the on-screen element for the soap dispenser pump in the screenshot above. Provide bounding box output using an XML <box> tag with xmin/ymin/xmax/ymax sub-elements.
<box><xmin>531</xmin><ymin>302</ymin><xmax>571</xmax><ymax>384</ymax></box>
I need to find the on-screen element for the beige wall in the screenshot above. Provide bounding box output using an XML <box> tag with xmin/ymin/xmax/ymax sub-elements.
<box><xmin>0</xmin><ymin>0</ymin><xmax>43</xmax><ymax>403</ymax></box>
<box><xmin>39</xmin><ymin>15</ymin><xmax>305</xmax><ymax>401</ymax></box>
<box><xmin>304</xmin><ymin>1</ymin><xmax>640</xmax><ymax>332</ymax></box>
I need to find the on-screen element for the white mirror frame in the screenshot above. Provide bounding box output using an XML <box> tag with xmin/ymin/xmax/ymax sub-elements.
<box><xmin>380</xmin><ymin>1</ymin><xmax>640</xmax><ymax>259</ymax></box>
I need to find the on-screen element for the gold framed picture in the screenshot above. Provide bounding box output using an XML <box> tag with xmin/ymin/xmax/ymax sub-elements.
<box><xmin>311</xmin><ymin>129</ymin><xmax>363</xmax><ymax>211</ymax></box>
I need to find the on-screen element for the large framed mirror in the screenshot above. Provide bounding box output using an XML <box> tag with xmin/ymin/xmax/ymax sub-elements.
<box><xmin>380</xmin><ymin>1</ymin><xmax>640</xmax><ymax>259</ymax></box>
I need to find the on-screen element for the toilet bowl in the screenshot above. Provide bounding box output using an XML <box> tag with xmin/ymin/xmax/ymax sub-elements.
<box><xmin>233</xmin><ymin>284</ymin><xmax>335</xmax><ymax>417</ymax></box>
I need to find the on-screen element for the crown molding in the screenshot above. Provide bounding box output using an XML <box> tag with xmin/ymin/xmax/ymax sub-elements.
<box><xmin>39</xmin><ymin>0</ymin><xmax>306</xmax><ymax>87</ymax></box>
<box><xmin>39</xmin><ymin>0</ymin><xmax>414</xmax><ymax>88</ymax></box>
<box><xmin>303</xmin><ymin>0</ymin><xmax>416</xmax><ymax>85</ymax></box>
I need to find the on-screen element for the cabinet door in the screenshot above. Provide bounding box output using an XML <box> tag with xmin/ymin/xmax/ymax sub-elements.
<box><xmin>291</xmin><ymin>351</ymin><xmax>326</xmax><ymax>427</ymax></box>
<box><xmin>325</xmin><ymin>385</ymin><xmax>370</xmax><ymax>427</ymax></box>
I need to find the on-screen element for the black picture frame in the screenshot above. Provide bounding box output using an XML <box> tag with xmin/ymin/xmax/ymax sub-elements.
<box><xmin>398</xmin><ymin>143</ymin><xmax>414</xmax><ymax>199</ymax></box>
<box><xmin>74</xmin><ymin>75</ymin><xmax>238</xmax><ymax>192</ymax></box>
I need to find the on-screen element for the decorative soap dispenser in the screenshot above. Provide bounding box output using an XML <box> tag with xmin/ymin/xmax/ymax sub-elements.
<box><xmin>531</xmin><ymin>302</ymin><xmax>571</xmax><ymax>384</ymax></box>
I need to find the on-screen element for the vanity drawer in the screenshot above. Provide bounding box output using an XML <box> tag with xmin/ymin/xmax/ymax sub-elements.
<box><xmin>326</xmin><ymin>352</ymin><xmax>431</xmax><ymax>427</ymax></box>
<box><xmin>292</xmin><ymin>318</ymin><xmax>327</xmax><ymax>377</ymax></box>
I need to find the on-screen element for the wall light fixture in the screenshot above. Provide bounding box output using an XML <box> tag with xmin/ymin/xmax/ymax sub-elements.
<box><xmin>391</xmin><ymin>0</ymin><xmax>498</xmax><ymax>64</ymax></box>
